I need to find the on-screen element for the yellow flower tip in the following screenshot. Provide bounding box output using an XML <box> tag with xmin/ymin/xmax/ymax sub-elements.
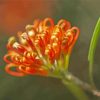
<box><xmin>4</xmin><ymin>18</ymin><xmax>80</xmax><ymax>77</ymax></box>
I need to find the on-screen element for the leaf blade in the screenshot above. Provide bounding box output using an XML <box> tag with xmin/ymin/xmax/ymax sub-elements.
<box><xmin>88</xmin><ymin>18</ymin><xmax>100</xmax><ymax>86</ymax></box>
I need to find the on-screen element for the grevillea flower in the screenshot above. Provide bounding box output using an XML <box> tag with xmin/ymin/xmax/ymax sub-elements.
<box><xmin>4</xmin><ymin>18</ymin><xmax>79</xmax><ymax>77</ymax></box>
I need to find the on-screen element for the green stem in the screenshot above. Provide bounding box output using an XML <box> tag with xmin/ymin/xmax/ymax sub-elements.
<box><xmin>62</xmin><ymin>73</ymin><xmax>89</xmax><ymax>100</ymax></box>
<box><xmin>61</xmin><ymin>72</ymin><xmax>100</xmax><ymax>100</ymax></box>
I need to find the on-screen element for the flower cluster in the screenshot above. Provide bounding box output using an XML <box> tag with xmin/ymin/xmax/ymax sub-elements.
<box><xmin>4</xmin><ymin>18</ymin><xmax>79</xmax><ymax>77</ymax></box>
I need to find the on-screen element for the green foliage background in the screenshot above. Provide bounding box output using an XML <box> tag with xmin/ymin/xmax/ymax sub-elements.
<box><xmin>0</xmin><ymin>0</ymin><xmax>100</xmax><ymax>100</ymax></box>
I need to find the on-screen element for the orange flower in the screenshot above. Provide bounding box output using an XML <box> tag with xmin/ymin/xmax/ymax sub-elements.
<box><xmin>4</xmin><ymin>18</ymin><xmax>79</xmax><ymax>77</ymax></box>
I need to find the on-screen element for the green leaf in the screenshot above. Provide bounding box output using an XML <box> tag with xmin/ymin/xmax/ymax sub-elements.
<box><xmin>88</xmin><ymin>18</ymin><xmax>100</xmax><ymax>86</ymax></box>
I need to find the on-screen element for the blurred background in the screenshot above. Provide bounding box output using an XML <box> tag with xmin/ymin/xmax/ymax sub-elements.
<box><xmin>0</xmin><ymin>0</ymin><xmax>100</xmax><ymax>100</ymax></box>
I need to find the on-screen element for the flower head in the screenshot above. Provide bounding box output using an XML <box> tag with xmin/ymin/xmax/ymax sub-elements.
<box><xmin>4</xmin><ymin>18</ymin><xmax>79</xmax><ymax>77</ymax></box>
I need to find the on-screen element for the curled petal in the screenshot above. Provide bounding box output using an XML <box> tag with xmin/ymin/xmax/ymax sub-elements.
<box><xmin>71</xmin><ymin>27</ymin><xmax>80</xmax><ymax>42</ymax></box>
<box><xmin>43</xmin><ymin>18</ymin><xmax>54</xmax><ymax>28</ymax></box>
<box><xmin>7</xmin><ymin>37</ymin><xmax>16</xmax><ymax>49</ymax></box>
<box><xmin>4</xmin><ymin>51</ymin><xmax>19</xmax><ymax>64</ymax></box>
<box><xmin>57</xmin><ymin>19</ymin><xmax>71</xmax><ymax>31</ymax></box>
<box><xmin>67</xmin><ymin>27</ymin><xmax>80</xmax><ymax>54</ymax></box>
<box><xmin>4</xmin><ymin>54</ymin><xmax>12</xmax><ymax>64</ymax></box>
<box><xmin>18</xmin><ymin>66</ymin><xmax>48</xmax><ymax>76</ymax></box>
<box><xmin>5</xmin><ymin>63</ymin><xmax>25</xmax><ymax>77</ymax></box>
